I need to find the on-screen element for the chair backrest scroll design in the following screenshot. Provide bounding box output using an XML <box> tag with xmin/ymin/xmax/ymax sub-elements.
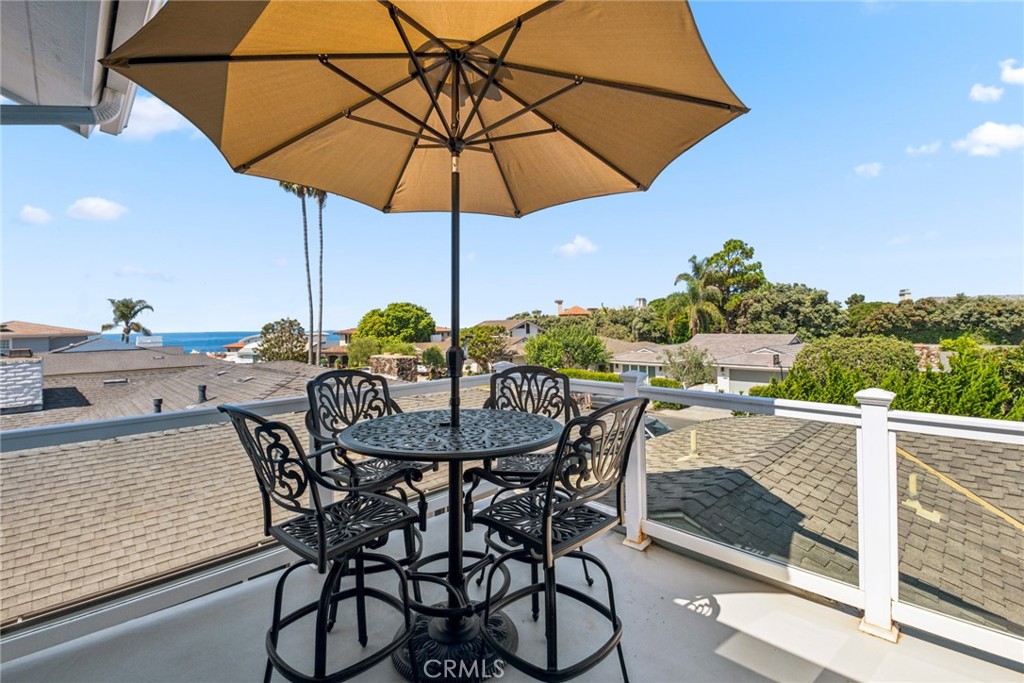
<box><xmin>485</xmin><ymin>365</ymin><xmax>579</xmax><ymax>422</ymax></box>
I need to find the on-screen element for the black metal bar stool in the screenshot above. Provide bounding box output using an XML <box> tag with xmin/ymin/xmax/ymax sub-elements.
<box><xmin>473</xmin><ymin>397</ymin><xmax>649</xmax><ymax>682</ymax></box>
<box><xmin>220</xmin><ymin>405</ymin><xmax>423</xmax><ymax>683</ymax></box>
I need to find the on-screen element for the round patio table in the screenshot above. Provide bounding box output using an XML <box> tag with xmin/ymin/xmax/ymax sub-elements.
<box><xmin>338</xmin><ymin>408</ymin><xmax>562</xmax><ymax>682</ymax></box>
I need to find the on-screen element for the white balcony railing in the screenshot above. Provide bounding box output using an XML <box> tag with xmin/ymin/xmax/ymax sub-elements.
<box><xmin>1</xmin><ymin>370</ymin><xmax>1020</xmax><ymax>664</ymax></box>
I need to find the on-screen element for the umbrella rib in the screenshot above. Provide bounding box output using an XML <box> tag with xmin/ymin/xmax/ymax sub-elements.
<box><xmin>456</xmin><ymin>62</ymin><xmax>522</xmax><ymax>217</ymax></box>
<box><xmin>458</xmin><ymin>19</ymin><xmax>522</xmax><ymax>140</ymax></box>
<box><xmin>382</xmin><ymin>2</ymin><xmax>450</xmax><ymax>53</ymax></box>
<box><xmin>462</xmin><ymin>1</ymin><xmax>563</xmax><ymax>53</ymax></box>
<box><xmin>470</xmin><ymin>58</ymin><xmax>749</xmax><ymax>113</ymax></box>
<box><xmin>388</xmin><ymin>4</ymin><xmax>452</xmax><ymax>138</ymax></box>
<box><xmin>104</xmin><ymin>52</ymin><xmax>434</xmax><ymax>68</ymax></box>
<box><xmin>463</xmin><ymin>60</ymin><xmax>645</xmax><ymax>189</ymax></box>
<box><xmin>383</xmin><ymin>62</ymin><xmax>455</xmax><ymax>211</ymax></box>
<box><xmin>463</xmin><ymin>79</ymin><xmax>579</xmax><ymax>144</ymax></box>
<box><xmin>465</xmin><ymin>128</ymin><xmax>557</xmax><ymax>145</ymax></box>
<box><xmin>234</xmin><ymin>64</ymin><xmax>446</xmax><ymax>172</ymax></box>
<box><xmin>319</xmin><ymin>57</ymin><xmax>449</xmax><ymax>142</ymax></box>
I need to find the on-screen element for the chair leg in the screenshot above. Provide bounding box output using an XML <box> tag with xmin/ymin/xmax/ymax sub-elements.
<box><xmin>315</xmin><ymin>561</ymin><xmax>345</xmax><ymax>679</ymax></box>
<box><xmin>582</xmin><ymin>551</ymin><xmax>595</xmax><ymax>587</ymax></box>
<box><xmin>267</xmin><ymin>561</ymin><xmax>305</xmax><ymax>683</ymax></box>
<box><xmin>355</xmin><ymin>553</ymin><xmax>368</xmax><ymax>647</ymax></box>
<box><xmin>531</xmin><ymin>561</ymin><xmax>540</xmax><ymax>621</ymax></box>
<box><xmin>544</xmin><ymin>563</ymin><xmax>558</xmax><ymax>671</ymax></box>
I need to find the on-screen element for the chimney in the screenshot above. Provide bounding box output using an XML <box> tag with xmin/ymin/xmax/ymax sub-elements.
<box><xmin>899</xmin><ymin>289</ymin><xmax>912</xmax><ymax>302</ymax></box>
<box><xmin>555</xmin><ymin>299</ymin><xmax>563</xmax><ymax>315</ymax></box>
<box><xmin>153</xmin><ymin>398</ymin><xmax>163</xmax><ymax>413</ymax></box>
<box><xmin>198</xmin><ymin>385</ymin><xmax>208</xmax><ymax>403</ymax></box>
<box><xmin>636</xmin><ymin>297</ymin><xmax>648</xmax><ymax>309</ymax></box>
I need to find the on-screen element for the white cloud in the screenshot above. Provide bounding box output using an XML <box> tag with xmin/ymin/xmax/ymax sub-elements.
<box><xmin>121</xmin><ymin>96</ymin><xmax>190</xmax><ymax>140</ymax></box>
<box><xmin>953</xmin><ymin>122</ymin><xmax>1024</xmax><ymax>156</ymax></box>
<box><xmin>554</xmin><ymin>235</ymin><xmax>598</xmax><ymax>257</ymax></box>
<box><xmin>67</xmin><ymin>197</ymin><xmax>128</xmax><ymax>221</ymax></box>
<box><xmin>19</xmin><ymin>204</ymin><xmax>52</xmax><ymax>224</ymax></box>
<box><xmin>906</xmin><ymin>141</ymin><xmax>940</xmax><ymax>155</ymax></box>
<box><xmin>969</xmin><ymin>84</ymin><xmax>1004</xmax><ymax>103</ymax></box>
<box><xmin>999</xmin><ymin>58</ymin><xmax>1024</xmax><ymax>85</ymax></box>
<box><xmin>854</xmin><ymin>162</ymin><xmax>882</xmax><ymax>178</ymax></box>
<box><xmin>888</xmin><ymin>235</ymin><xmax>912</xmax><ymax>246</ymax></box>
<box><xmin>115</xmin><ymin>266</ymin><xmax>173</xmax><ymax>282</ymax></box>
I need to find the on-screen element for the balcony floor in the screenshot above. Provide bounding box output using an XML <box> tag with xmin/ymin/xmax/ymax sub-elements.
<box><xmin>2</xmin><ymin>516</ymin><xmax>1017</xmax><ymax>683</ymax></box>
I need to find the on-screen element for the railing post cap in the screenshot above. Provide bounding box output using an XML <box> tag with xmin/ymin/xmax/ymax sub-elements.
<box><xmin>620</xmin><ymin>371</ymin><xmax>646</xmax><ymax>384</ymax></box>
<box><xmin>855</xmin><ymin>388</ymin><xmax>896</xmax><ymax>407</ymax></box>
<box><xmin>492</xmin><ymin>361</ymin><xmax>515</xmax><ymax>373</ymax></box>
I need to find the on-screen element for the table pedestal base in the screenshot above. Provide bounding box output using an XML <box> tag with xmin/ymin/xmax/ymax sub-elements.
<box><xmin>391</xmin><ymin>609</ymin><xmax>518</xmax><ymax>682</ymax></box>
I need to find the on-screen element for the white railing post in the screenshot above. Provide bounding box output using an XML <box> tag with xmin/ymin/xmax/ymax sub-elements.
<box><xmin>620</xmin><ymin>371</ymin><xmax>651</xmax><ymax>551</ymax></box>
<box><xmin>855</xmin><ymin>388</ymin><xmax>899</xmax><ymax>642</ymax></box>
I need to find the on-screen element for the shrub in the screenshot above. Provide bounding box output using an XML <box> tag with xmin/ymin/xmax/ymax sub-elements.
<box><xmin>558</xmin><ymin>368</ymin><xmax>622</xmax><ymax>383</ymax></box>
<box><xmin>649</xmin><ymin>376</ymin><xmax>684</xmax><ymax>409</ymax></box>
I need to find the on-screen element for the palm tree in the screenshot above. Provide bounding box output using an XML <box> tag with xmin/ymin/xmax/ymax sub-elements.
<box><xmin>671</xmin><ymin>255</ymin><xmax>726</xmax><ymax>339</ymax></box>
<box><xmin>310</xmin><ymin>188</ymin><xmax>328</xmax><ymax>367</ymax></box>
<box><xmin>280</xmin><ymin>181</ymin><xmax>314</xmax><ymax>364</ymax></box>
<box><xmin>101</xmin><ymin>298</ymin><xmax>154</xmax><ymax>343</ymax></box>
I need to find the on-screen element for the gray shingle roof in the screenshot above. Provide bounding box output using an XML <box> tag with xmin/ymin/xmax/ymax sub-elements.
<box><xmin>645</xmin><ymin>416</ymin><xmax>1022</xmax><ymax>635</ymax></box>
<box><xmin>0</xmin><ymin>386</ymin><xmax>490</xmax><ymax>624</ymax></box>
<box><xmin>41</xmin><ymin>348</ymin><xmax>222</xmax><ymax>377</ymax></box>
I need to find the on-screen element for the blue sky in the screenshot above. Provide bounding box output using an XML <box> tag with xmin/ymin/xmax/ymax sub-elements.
<box><xmin>2</xmin><ymin>2</ymin><xmax>1022</xmax><ymax>333</ymax></box>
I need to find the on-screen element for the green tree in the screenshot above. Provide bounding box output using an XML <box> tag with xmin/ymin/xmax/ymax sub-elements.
<box><xmin>524</xmin><ymin>324</ymin><xmax>608</xmax><ymax>369</ymax></box>
<box><xmin>422</xmin><ymin>345</ymin><xmax>447</xmax><ymax>379</ymax></box>
<box><xmin>382</xmin><ymin>339</ymin><xmax>416</xmax><ymax>355</ymax></box>
<box><xmin>670</xmin><ymin>255</ymin><xmax>726</xmax><ymax>339</ymax></box>
<box><xmin>732</xmin><ymin>283</ymin><xmax>847</xmax><ymax>340</ymax></box>
<box><xmin>280</xmin><ymin>181</ymin><xmax>314</xmax><ymax>364</ymax></box>
<box><xmin>795</xmin><ymin>335</ymin><xmax>918</xmax><ymax>386</ymax></box>
<box><xmin>257</xmin><ymin>318</ymin><xmax>307</xmax><ymax>362</ymax></box>
<box><xmin>101</xmin><ymin>298</ymin><xmax>154</xmax><ymax>343</ymax></box>
<box><xmin>355</xmin><ymin>302</ymin><xmax>435</xmax><ymax>343</ymax></box>
<box><xmin>704</xmin><ymin>239</ymin><xmax>766</xmax><ymax>328</ymax></box>
<box><xmin>463</xmin><ymin>324</ymin><xmax>508</xmax><ymax>372</ymax></box>
<box><xmin>348</xmin><ymin>336</ymin><xmax>382</xmax><ymax>368</ymax></box>
<box><xmin>845</xmin><ymin>293</ymin><xmax>866</xmax><ymax>308</ymax></box>
<box><xmin>661</xmin><ymin>346</ymin><xmax>716</xmax><ymax>387</ymax></box>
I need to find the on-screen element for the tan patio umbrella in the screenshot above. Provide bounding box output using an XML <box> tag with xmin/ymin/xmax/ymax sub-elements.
<box><xmin>103</xmin><ymin>0</ymin><xmax>747</xmax><ymax>427</ymax></box>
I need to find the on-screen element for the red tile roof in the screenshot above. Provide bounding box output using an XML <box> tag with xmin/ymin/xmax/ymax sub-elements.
<box><xmin>558</xmin><ymin>306</ymin><xmax>590</xmax><ymax>316</ymax></box>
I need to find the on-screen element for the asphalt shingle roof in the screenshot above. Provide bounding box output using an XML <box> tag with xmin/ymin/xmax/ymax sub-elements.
<box><xmin>0</xmin><ymin>385</ymin><xmax>491</xmax><ymax>625</ymax></box>
<box><xmin>645</xmin><ymin>416</ymin><xmax>1023</xmax><ymax>636</ymax></box>
<box><xmin>0</xmin><ymin>321</ymin><xmax>99</xmax><ymax>338</ymax></box>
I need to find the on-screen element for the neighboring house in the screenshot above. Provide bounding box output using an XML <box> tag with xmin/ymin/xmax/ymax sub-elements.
<box><xmin>223</xmin><ymin>335</ymin><xmax>261</xmax><ymax>364</ymax></box>
<box><xmin>606</xmin><ymin>338</ymin><xmax>668</xmax><ymax>379</ymax></box>
<box><xmin>0</xmin><ymin>321</ymin><xmax>98</xmax><ymax>355</ymax></box>
<box><xmin>558</xmin><ymin>305</ymin><xmax>591</xmax><ymax>317</ymax></box>
<box><xmin>474</xmin><ymin>319</ymin><xmax>543</xmax><ymax>339</ymax></box>
<box><xmin>430</xmin><ymin>327</ymin><xmax>452</xmax><ymax>343</ymax></box>
<box><xmin>685</xmin><ymin>333</ymin><xmax>803</xmax><ymax>394</ymax></box>
<box><xmin>608</xmin><ymin>333</ymin><xmax>803</xmax><ymax>393</ymax></box>
<box><xmin>0</xmin><ymin>360</ymin><xmax>323</xmax><ymax>430</ymax></box>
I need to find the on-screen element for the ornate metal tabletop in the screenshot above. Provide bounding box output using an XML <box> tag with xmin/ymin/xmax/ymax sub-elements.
<box><xmin>337</xmin><ymin>408</ymin><xmax>562</xmax><ymax>461</ymax></box>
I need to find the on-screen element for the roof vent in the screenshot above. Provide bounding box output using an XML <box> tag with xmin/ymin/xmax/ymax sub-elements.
<box><xmin>216</xmin><ymin>370</ymin><xmax>228</xmax><ymax>376</ymax></box>
<box><xmin>237</xmin><ymin>376</ymin><xmax>254</xmax><ymax>383</ymax></box>
<box><xmin>103</xmin><ymin>378</ymin><xmax>129</xmax><ymax>385</ymax></box>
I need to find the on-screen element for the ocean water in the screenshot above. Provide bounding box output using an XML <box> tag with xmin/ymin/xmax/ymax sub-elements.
<box><xmin>102</xmin><ymin>331</ymin><xmax>343</xmax><ymax>354</ymax></box>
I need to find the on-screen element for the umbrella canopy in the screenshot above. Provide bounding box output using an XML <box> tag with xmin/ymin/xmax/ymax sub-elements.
<box><xmin>103</xmin><ymin>0</ymin><xmax>747</xmax><ymax>424</ymax></box>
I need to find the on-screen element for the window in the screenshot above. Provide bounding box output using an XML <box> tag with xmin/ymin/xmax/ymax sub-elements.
<box><xmin>0</xmin><ymin>339</ymin><xmax>10</xmax><ymax>356</ymax></box>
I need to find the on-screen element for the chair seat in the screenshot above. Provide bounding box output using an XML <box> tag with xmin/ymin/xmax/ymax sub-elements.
<box><xmin>325</xmin><ymin>458</ymin><xmax>433</xmax><ymax>488</ymax></box>
<box><xmin>473</xmin><ymin>490</ymin><xmax>618</xmax><ymax>558</ymax></box>
<box><xmin>492</xmin><ymin>452</ymin><xmax>553</xmax><ymax>477</ymax></box>
<box><xmin>271</xmin><ymin>493</ymin><xmax>418</xmax><ymax>562</ymax></box>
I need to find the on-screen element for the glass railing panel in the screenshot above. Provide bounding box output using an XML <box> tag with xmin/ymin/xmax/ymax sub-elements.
<box><xmin>895</xmin><ymin>433</ymin><xmax>1023</xmax><ymax>637</ymax></box>
<box><xmin>645</xmin><ymin>413</ymin><xmax>859</xmax><ymax>586</ymax></box>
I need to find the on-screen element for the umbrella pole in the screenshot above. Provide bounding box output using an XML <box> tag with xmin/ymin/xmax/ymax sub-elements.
<box><xmin>447</xmin><ymin>152</ymin><xmax>461</xmax><ymax>429</ymax></box>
